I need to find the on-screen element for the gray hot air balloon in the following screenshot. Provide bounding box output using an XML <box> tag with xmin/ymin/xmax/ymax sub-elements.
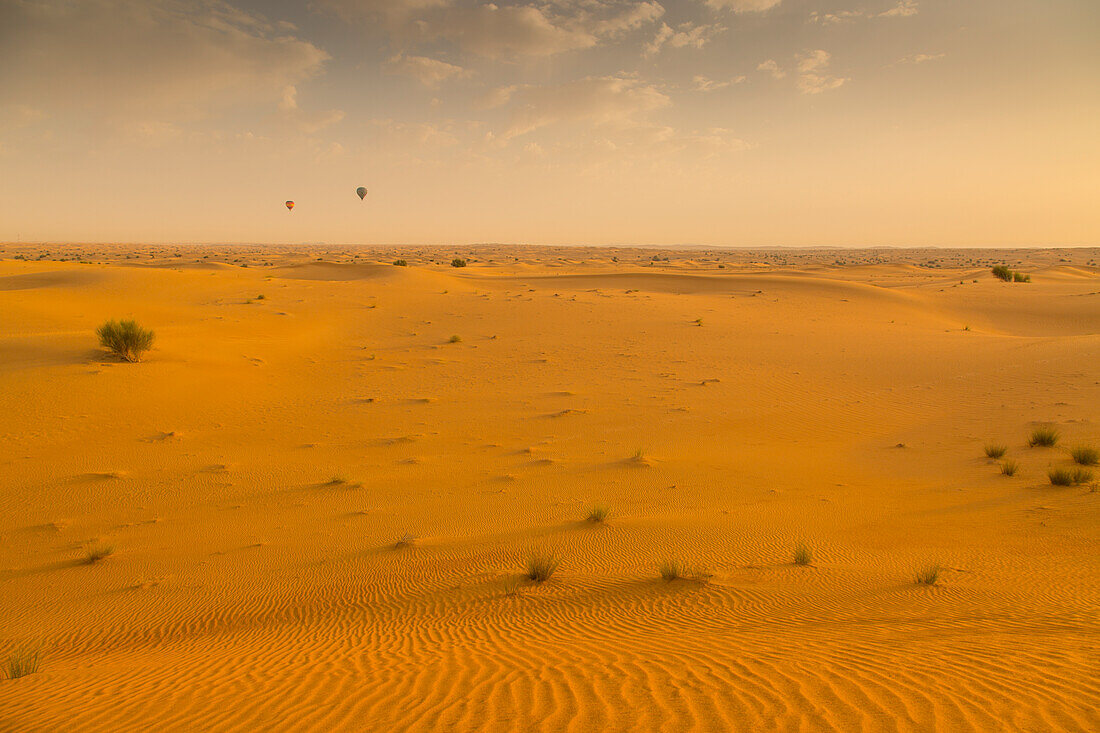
<box><xmin>356</xmin><ymin>187</ymin><xmax>368</xmax><ymax>200</ymax></box>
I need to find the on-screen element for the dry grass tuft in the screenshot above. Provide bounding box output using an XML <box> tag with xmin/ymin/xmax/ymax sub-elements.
<box><xmin>984</xmin><ymin>444</ymin><xmax>1007</xmax><ymax>459</ymax></box>
<box><xmin>1000</xmin><ymin>459</ymin><xmax>1019</xmax><ymax>476</ymax></box>
<box><xmin>586</xmin><ymin>505</ymin><xmax>610</xmax><ymax>523</ymax></box>
<box><xmin>915</xmin><ymin>564</ymin><xmax>941</xmax><ymax>586</ymax></box>
<box><xmin>1069</xmin><ymin>446</ymin><xmax>1098</xmax><ymax>466</ymax></box>
<box><xmin>84</xmin><ymin>545</ymin><xmax>114</xmax><ymax>564</ymax></box>
<box><xmin>524</xmin><ymin>552</ymin><xmax>560</xmax><ymax>582</ymax></box>
<box><xmin>5</xmin><ymin>645</ymin><xmax>41</xmax><ymax>679</ymax></box>
<box><xmin>1028</xmin><ymin>426</ymin><xmax>1059</xmax><ymax>447</ymax></box>
<box><xmin>793</xmin><ymin>543</ymin><xmax>813</xmax><ymax>566</ymax></box>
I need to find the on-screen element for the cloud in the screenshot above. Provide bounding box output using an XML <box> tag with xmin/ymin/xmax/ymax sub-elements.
<box><xmin>488</xmin><ymin>75</ymin><xmax>670</xmax><ymax>138</ymax></box>
<box><xmin>321</xmin><ymin>1</ymin><xmax>664</xmax><ymax>59</ymax></box>
<box><xmin>704</xmin><ymin>0</ymin><xmax>782</xmax><ymax>13</ymax></box>
<box><xmin>0</xmin><ymin>0</ymin><xmax>330</xmax><ymax>119</ymax></box>
<box><xmin>385</xmin><ymin>54</ymin><xmax>470</xmax><ymax>87</ymax></box>
<box><xmin>757</xmin><ymin>59</ymin><xmax>786</xmax><ymax>79</ymax></box>
<box><xmin>796</xmin><ymin>50</ymin><xmax>848</xmax><ymax>94</ymax></box>
<box><xmin>897</xmin><ymin>52</ymin><xmax>944</xmax><ymax>64</ymax></box>
<box><xmin>691</xmin><ymin>75</ymin><xmax>745</xmax><ymax>92</ymax></box>
<box><xmin>645</xmin><ymin>22</ymin><xmax>724</xmax><ymax>56</ymax></box>
<box><xmin>810</xmin><ymin>1</ymin><xmax>919</xmax><ymax>24</ymax></box>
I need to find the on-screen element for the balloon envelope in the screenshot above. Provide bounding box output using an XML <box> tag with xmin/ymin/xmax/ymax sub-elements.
<box><xmin>285</xmin><ymin>201</ymin><xmax>295</xmax><ymax>210</ymax></box>
<box><xmin>356</xmin><ymin>187</ymin><xmax>368</xmax><ymax>200</ymax></box>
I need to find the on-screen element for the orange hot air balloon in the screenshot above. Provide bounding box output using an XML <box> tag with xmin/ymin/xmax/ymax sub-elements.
<box><xmin>285</xmin><ymin>200</ymin><xmax>295</xmax><ymax>211</ymax></box>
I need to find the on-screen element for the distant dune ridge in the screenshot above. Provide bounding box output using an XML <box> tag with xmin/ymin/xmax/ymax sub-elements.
<box><xmin>0</xmin><ymin>245</ymin><xmax>1098</xmax><ymax>731</ymax></box>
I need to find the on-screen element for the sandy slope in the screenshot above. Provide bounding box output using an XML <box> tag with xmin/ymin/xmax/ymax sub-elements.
<box><xmin>0</xmin><ymin>246</ymin><xmax>1097</xmax><ymax>732</ymax></box>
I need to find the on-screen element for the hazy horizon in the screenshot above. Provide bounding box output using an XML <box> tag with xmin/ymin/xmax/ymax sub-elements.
<box><xmin>2</xmin><ymin>0</ymin><xmax>1097</xmax><ymax>246</ymax></box>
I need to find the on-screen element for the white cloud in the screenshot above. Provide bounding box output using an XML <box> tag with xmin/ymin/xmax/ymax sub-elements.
<box><xmin>488</xmin><ymin>75</ymin><xmax>670</xmax><ymax>138</ymax></box>
<box><xmin>757</xmin><ymin>59</ymin><xmax>786</xmax><ymax>79</ymax></box>
<box><xmin>796</xmin><ymin>49</ymin><xmax>848</xmax><ymax>94</ymax></box>
<box><xmin>322</xmin><ymin>1</ymin><xmax>664</xmax><ymax>59</ymax></box>
<box><xmin>898</xmin><ymin>52</ymin><xmax>945</xmax><ymax>64</ymax></box>
<box><xmin>645</xmin><ymin>22</ymin><xmax>724</xmax><ymax>56</ymax></box>
<box><xmin>810</xmin><ymin>1</ymin><xmax>919</xmax><ymax>24</ymax></box>
<box><xmin>385</xmin><ymin>54</ymin><xmax>470</xmax><ymax>87</ymax></box>
<box><xmin>0</xmin><ymin>0</ymin><xmax>330</xmax><ymax>119</ymax></box>
<box><xmin>704</xmin><ymin>0</ymin><xmax>783</xmax><ymax>13</ymax></box>
<box><xmin>691</xmin><ymin>75</ymin><xmax>745</xmax><ymax>92</ymax></box>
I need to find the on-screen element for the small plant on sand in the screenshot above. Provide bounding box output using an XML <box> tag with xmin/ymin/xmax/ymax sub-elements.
<box><xmin>394</xmin><ymin>533</ymin><xmax>417</xmax><ymax>549</ymax></box>
<box><xmin>1013</xmin><ymin>272</ymin><xmax>1031</xmax><ymax>283</ymax></box>
<box><xmin>255</xmin><ymin>294</ymin><xmax>265</xmax><ymax>300</ymax></box>
<box><xmin>5</xmin><ymin>645</ymin><xmax>41</xmax><ymax>679</ymax></box>
<box><xmin>586</xmin><ymin>505</ymin><xmax>610</xmax><ymax>523</ymax></box>
<box><xmin>393</xmin><ymin>259</ymin><xmax>408</xmax><ymax>267</ymax></box>
<box><xmin>450</xmin><ymin>258</ymin><xmax>467</xmax><ymax>268</ymax></box>
<box><xmin>991</xmin><ymin>265</ymin><xmax>1012</xmax><ymax>281</ymax></box>
<box><xmin>1072</xmin><ymin>467</ymin><xmax>1094</xmax><ymax>485</ymax></box>
<box><xmin>793</xmin><ymin>543</ymin><xmax>813</xmax><ymax>566</ymax></box>
<box><xmin>1048</xmin><ymin>468</ymin><xmax>1076</xmax><ymax>486</ymax></box>
<box><xmin>502</xmin><ymin>578</ymin><xmax>523</xmax><ymax>597</ymax></box>
<box><xmin>658</xmin><ymin>559</ymin><xmax>708</xmax><ymax>582</ymax></box>
<box><xmin>1070</xmin><ymin>446</ymin><xmax>1099</xmax><ymax>466</ymax></box>
<box><xmin>631</xmin><ymin>448</ymin><xmax>646</xmax><ymax>462</ymax></box>
<box><xmin>524</xmin><ymin>552</ymin><xmax>560</xmax><ymax>582</ymax></box>
<box><xmin>1028</xmin><ymin>426</ymin><xmax>1060</xmax><ymax>447</ymax></box>
<box><xmin>1000</xmin><ymin>459</ymin><xmax>1019</xmax><ymax>477</ymax></box>
<box><xmin>915</xmin><ymin>564</ymin><xmax>941</xmax><ymax>586</ymax></box>
<box><xmin>448</xmin><ymin>334</ymin><xmax>462</xmax><ymax>343</ymax></box>
<box><xmin>96</xmin><ymin>319</ymin><xmax>155</xmax><ymax>362</ymax></box>
<box><xmin>984</xmin><ymin>444</ymin><xmax>1007</xmax><ymax>460</ymax></box>
<box><xmin>84</xmin><ymin>545</ymin><xmax>114</xmax><ymax>564</ymax></box>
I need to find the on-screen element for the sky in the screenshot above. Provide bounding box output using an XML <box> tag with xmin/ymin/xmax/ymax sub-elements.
<box><xmin>0</xmin><ymin>0</ymin><xmax>1097</xmax><ymax>247</ymax></box>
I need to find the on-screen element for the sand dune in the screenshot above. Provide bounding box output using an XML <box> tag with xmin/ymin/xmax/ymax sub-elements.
<box><xmin>0</xmin><ymin>246</ymin><xmax>1097</xmax><ymax>731</ymax></box>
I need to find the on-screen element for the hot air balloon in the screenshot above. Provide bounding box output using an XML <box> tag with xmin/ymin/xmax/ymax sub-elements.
<box><xmin>356</xmin><ymin>187</ymin><xmax>368</xmax><ymax>200</ymax></box>
<box><xmin>285</xmin><ymin>201</ymin><xmax>295</xmax><ymax>211</ymax></box>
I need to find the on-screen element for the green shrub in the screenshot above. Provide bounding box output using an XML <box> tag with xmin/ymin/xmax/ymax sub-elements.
<box><xmin>1072</xmin><ymin>467</ymin><xmax>1094</xmax><ymax>485</ymax></box>
<box><xmin>992</xmin><ymin>265</ymin><xmax>1013</xmax><ymax>281</ymax></box>
<box><xmin>1028</xmin><ymin>426</ymin><xmax>1059</xmax><ymax>447</ymax></box>
<box><xmin>1048</xmin><ymin>468</ymin><xmax>1075</xmax><ymax>486</ymax></box>
<box><xmin>450</xmin><ymin>258</ymin><xmax>467</xmax><ymax>268</ymax></box>
<box><xmin>1070</xmin><ymin>446</ymin><xmax>1098</xmax><ymax>466</ymax></box>
<box><xmin>97</xmin><ymin>319</ymin><xmax>155</xmax><ymax>362</ymax></box>
<box><xmin>984</xmin><ymin>444</ymin><xmax>1007</xmax><ymax>459</ymax></box>
<box><xmin>393</xmin><ymin>260</ymin><xmax>408</xmax><ymax>266</ymax></box>
<box><xmin>793</xmin><ymin>543</ymin><xmax>812</xmax><ymax>566</ymax></box>
<box><xmin>1013</xmin><ymin>272</ymin><xmax>1030</xmax><ymax>283</ymax></box>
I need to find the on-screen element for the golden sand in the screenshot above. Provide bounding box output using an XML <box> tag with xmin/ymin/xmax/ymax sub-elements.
<box><xmin>1</xmin><ymin>245</ymin><xmax>1098</xmax><ymax>731</ymax></box>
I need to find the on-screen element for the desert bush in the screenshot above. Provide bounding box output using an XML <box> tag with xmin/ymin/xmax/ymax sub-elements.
<box><xmin>96</xmin><ymin>319</ymin><xmax>155</xmax><ymax>362</ymax></box>
<box><xmin>393</xmin><ymin>260</ymin><xmax>408</xmax><ymax>266</ymax></box>
<box><xmin>448</xmin><ymin>334</ymin><xmax>462</xmax><ymax>343</ymax></box>
<box><xmin>793</xmin><ymin>543</ymin><xmax>812</xmax><ymax>566</ymax></box>
<box><xmin>1028</xmin><ymin>426</ymin><xmax>1059</xmax><ymax>447</ymax></box>
<box><xmin>915</xmin><ymin>564</ymin><xmax>941</xmax><ymax>585</ymax></box>
<box><xmin>984</xmin><ymin>444</ymin><xmax>1007</xmax><ymax>459</ymax></box>
<box><xmin>5</xmin><ymin>645</ymin><xmax>40</xmax><ymax>679</ymax></box>
<box><xmin>1048</xmin><ymin>468</ymin><xmax>1075</xmax><ymax>486</ymax></box>
<box><xmin>1013</xmin><ymin>272</ymin><xmax>1031</xmax><ymax>283</ymax></box>
<box><xmin>1072</xmin><ymin>467</ymin><xmax>1094</xmax><ymax>485</ymax></box>
<box><xmin>84</xmin><ymin>545</ymin><xmax>114</xmax><ymax>564</ymax></box>
<box><xmin>586</xmin><ymin>505</ymin><xmax>610</xmax><ymax>523</ymax></box>
<box><xmin>394</xmin><ymin>533</ymin><xmax>417</xmax><ymax>549</ymax></box>
<box><xmin>991</xmin><ymin>265</ymin><xmax>1013</xmax><ymax>281</ymax></box>
<box><xmin>1070</xmin><ymin>446</ymin><xmax>1099</xmax><ymax>465</ymax></box>
<box><xmin>1000</xmin><ymin>459</ymin><xmax>1019</xmax><ymax>476</ymax></box>
<box><xmin>525</xmin><ymin>552</ymin><xmax>560</xmax><ymax>582</ymax></box>
<box><xmin>450</xmin><ymin>258</ymin><xmax>467</xmax><ymax>268</ymax></box>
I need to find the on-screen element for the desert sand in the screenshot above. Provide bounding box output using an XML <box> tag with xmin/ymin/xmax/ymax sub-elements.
<box><xmin>1</xmin><ymin>244</ymin><xmax>1098</xmax><ymax>732</ymax></box>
